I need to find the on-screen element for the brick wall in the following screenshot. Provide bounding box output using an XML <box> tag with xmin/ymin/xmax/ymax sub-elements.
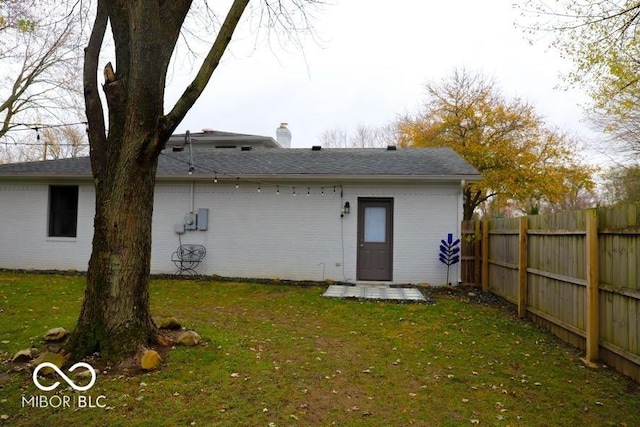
<box><xmin>0</xmin><ymin>180</ymin><xmax>463</xmax><ymax>284</ymax></box>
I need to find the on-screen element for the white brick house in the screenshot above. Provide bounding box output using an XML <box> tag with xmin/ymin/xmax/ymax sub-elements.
<box><xmin>0</xmin><ymin>129</ymin><xmax>480</xmax><ymax>284</ymax></box>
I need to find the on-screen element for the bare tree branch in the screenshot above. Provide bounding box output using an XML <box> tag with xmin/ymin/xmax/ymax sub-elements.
<box><xmin>0</xmin><ymin>1</ymin><xmax>85</xmax><ymax>154</ymax></box>
<box><xmin>83</xmin><ymin>0</ymin><xmax>107</xmax><ymax>176</ymax></box>
<box><xmin>162</xmin><ymin>0</ymin><xmax>250</xmax><ymax>140</ymax></box>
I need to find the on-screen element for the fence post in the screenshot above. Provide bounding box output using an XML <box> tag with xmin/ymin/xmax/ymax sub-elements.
<box><xmin>585</xmin><ymin>209</ymin><xmax>600</xmax><ymax>363</ymax></box>
<box><xmin>481</xmin><ymin>219</ymin><xmax>489</xmax><ymax>293</ymax></box>
<box><xmin>518</xmin><ymin>216</ymin><xmax>528</xmax><ymax>318</ymax></box>
<box><xmin>474</xmin><ymin>220</ymin><xmax>481</xmax><ymax>285</ymax></box>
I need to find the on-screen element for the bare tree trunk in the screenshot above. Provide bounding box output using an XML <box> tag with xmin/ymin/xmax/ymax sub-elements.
<box><xmin>68</xmin><ymin>156</ymin><xmax>160</xmax><ymax>359</ymax></box>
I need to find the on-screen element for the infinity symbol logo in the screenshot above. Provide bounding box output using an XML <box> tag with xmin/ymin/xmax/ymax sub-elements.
<box><xmin>32</xmin><ymin>362</ymin><xmax>97</xmax><ymax>392</ymax></box>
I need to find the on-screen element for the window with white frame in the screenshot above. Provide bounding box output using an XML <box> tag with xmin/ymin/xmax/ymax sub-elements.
<box><xmin>48</xmin><ymin>185</ymin><xmax>79</xmax><ymax>237</ymax></box>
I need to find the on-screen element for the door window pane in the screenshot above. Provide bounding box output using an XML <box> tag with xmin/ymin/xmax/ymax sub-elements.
<box><xmin>364</xmin><ymin>207</ymin><xmax>386</xmax><ymax>242</ymax></box>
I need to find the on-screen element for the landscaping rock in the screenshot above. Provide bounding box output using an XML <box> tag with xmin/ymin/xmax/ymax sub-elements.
<box><xmin>11</xmin><ymin>349</ymin><xmax>33</xmax><ymax>363</ymax></box>
<box><xmin>43</xmin><ymin>327</ymin><xmax>69</xmax><ymax>342</ymax></box>
<box><xmin>140</xmin><ymin>350</ymin><xmax>161</xmax><ymax>371</ymax></box>
<box><xmin>155</xmin><ymin>317</ymin><xmax>182</xmax><ymax>330</ymax></box>
<box><xmin>32</xmin><ymin>352</ymin><xmax>65</xmax><ymax>375</ymax></box>
<box><xmin>74</xmin><ymin>368</ymin><xmax>94</xmax><ymax>379</ymax></box>
<box><xmin>177</xmin><ymin>331</ymin><xmax>201</xmax><ymax>346</ymax></box>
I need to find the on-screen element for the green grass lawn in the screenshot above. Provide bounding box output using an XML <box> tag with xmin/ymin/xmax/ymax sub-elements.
<box><xmin>0</xmin><ymin>272</ymin><xmax>638</xmax><ymax>426</ymax></box>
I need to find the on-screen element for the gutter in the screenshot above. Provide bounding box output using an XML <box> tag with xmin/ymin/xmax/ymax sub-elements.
<box><xmin>0</xmin><ymin>173</ymin><xmax>481</xmax><ymax>183</ymax></box>
<box><xmin>154</xmin><ymin>174</ymin><xmax>483</xmax><ymax>183</ymax></box>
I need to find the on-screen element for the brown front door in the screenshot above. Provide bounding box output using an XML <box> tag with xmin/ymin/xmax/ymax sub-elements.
<box><xmin>357</xmin><ymin>198</ymin><xmax>393</xmax><ymax>281</ymax></box>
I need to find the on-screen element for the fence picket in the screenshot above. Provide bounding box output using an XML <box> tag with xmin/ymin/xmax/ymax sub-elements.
<box><xmin>460</xmin><ymin>204</ymin><xmax>640</xmax><ymax>382</ymax></box>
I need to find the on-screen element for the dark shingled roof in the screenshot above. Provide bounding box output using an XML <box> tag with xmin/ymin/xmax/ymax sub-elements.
<box><xmin>167</xmin><ymin>130</ymin><xmax>281</xmax><ymax>148</ymax></box>
<box><xmin>0</xmin><ymin>147</ymin><xmax>480</xmax><ymax>180</ymax></box>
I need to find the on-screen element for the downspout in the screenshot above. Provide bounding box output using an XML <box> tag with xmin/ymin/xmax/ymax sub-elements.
<box><xmin>458</xmin><ymin>179</ymin><xmax>466</xmax><ymax>284</ymax></box>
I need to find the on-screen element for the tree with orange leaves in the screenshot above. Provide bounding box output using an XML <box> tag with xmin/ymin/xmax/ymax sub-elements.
<box><xmin>396</xmin><ymin>68</ymin><xmax>594</xmax><ymax>219</ymax></box>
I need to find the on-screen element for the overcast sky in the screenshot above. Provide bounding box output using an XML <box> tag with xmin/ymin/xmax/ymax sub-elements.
<box><xmin>166</xmin><ymin>0</ymin><xmax>596</xmax><ymax>150</ymax></box>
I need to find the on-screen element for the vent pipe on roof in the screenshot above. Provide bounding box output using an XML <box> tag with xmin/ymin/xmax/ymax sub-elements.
<box><xmin>276</xmin><ymin>122</ymin><xmax>292</xmax><ymax>148</ymax></box>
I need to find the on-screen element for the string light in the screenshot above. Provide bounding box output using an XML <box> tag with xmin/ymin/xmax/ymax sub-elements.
<box><xmin>1</xmin><ymin>121</ymin><xmax>91</xmax><ymax>148</ymax></box>
<box><xmin>158</xmin><ymin>151</ymin><xmax>343</xmax><ymax>197</ymax></box>
<box><xmin>4</xmin><ymin>125</ymin><xmax>347</xmax><ymax>200</ymax></box>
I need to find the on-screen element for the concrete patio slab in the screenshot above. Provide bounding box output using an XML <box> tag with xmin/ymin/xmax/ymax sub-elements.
<box><xmin>323</xmin><ymin>285</ymin><xmax>426</xmax><ymax>302</ymax></box>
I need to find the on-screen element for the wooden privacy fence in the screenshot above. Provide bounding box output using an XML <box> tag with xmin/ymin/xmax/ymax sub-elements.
<box><xmin>462</xmin><ymin>204</ymin><xmax>640</xmax><ymax>382</ymax></box>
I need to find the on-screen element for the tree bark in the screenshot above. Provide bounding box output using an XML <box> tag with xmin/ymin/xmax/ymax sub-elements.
<box><xmin>67</xmin><ymin>155</ymin><xmax>160</xmax><ymax>359</ymax></box>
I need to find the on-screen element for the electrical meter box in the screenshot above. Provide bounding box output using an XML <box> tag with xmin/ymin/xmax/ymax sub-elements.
<box><xmin>184</xmin><ymin>213</ymin><xmax>197</xmax><ymax>230</ymax></box>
